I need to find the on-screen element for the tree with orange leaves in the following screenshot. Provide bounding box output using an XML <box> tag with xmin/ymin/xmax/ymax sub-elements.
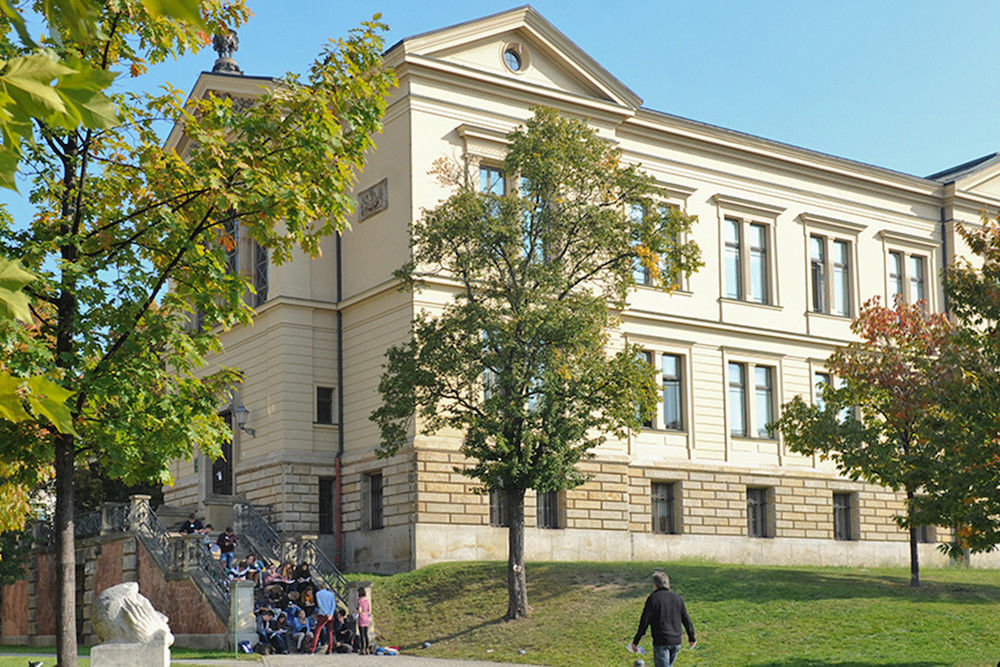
<box><xmin>773</xmin><ymin>296</ymin><xmax>960</xmax><ymax>587</ymax></box>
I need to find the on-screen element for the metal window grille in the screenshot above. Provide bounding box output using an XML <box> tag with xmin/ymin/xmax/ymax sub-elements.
<box><xmin>490</xmin><ymin>489</ymin><xmax>510</xmax><ymax>527</ymax></box>
<box><xmin>537</xmin><ymin>490</ymin><xmax>560</xmax><ymax>529</ymax></box>
<box><xmin>833</xmin><ymin>492</ymin><xmax>853</xmax><ymax>540</ymax></box>
<box><xmin>319</xmin><ymin>477</ymin><xmax>334</xmax><ymax>535</ymax></box>
<box><xmin>651</xmin><ymin>482</ymin><xmax>676</xmax><ymax>534</ymax></box>
<box><xmin>369</xmin><ymin>473</ymin><xmax>383</xmax><ymax>530</ymax></box>
<box><xmin>747</xmin><ymin>487</ymin><xmax>768</xmax><ymax>537</ymax></box>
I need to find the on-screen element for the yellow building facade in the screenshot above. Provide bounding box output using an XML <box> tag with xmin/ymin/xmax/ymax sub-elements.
<box><xmin>164</xmin><ymin>7</ymin><xmax>1000</xmax><ymax>572</ymax></box>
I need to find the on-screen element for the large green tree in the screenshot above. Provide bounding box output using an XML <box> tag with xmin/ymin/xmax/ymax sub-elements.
<box><xmin>933</xmin><ymin>219</ymin><xmax>1000</xmax><ymax>555</ymax></box>
<box><xmin>0</xmin><ymin>2</ymin><xmax>395</xmax><ymax>663</ymax></box>
<box><xmin>772</xmin><ymin>297</ymin><xmax>960</xmax><ymax>587</ymax></box>
<box><xmin>372</xmin><ymin>108</ymin><xmax>702</xmax><ymax>619</ymax></box>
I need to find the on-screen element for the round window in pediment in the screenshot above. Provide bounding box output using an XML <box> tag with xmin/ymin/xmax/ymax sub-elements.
<box><xmin>504</xmin><ymin>48</ymin><xmax>522</xmax><ymax>72</ymax></box>
<box><xmin>502</xmin><ymin>43</ymin><xmax>528</xmax><ymax>74</ymax></box>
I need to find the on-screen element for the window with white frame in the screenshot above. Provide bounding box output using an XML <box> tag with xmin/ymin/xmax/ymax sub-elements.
<box><xmin>253</xmin><ymin>241</ymin><xmax>268</xmax><ymax>306</ymax></box>
<box><xmin>632</xmin><ymin>203</ymin><xmax>682</xmax><ymax>288</ymax></box>
<box><xmin>887</xmin><ymin>249</ymin><xmax>928</xmax><ymax>306</ymax></box>
<box><xmin>729</xmin><ymin>361</ymin><xmax>777</xmax><ymax>438</ymax></box>
<box><xmin>316</xmin><ymin>386</ymin><xmax>335</xmax><ymax>424</ymax></box>
<box><xmin>724</xmin><ymin>217</ymin><xmax>772</xmax><ymax>304</ymax></box>
<box><xmin>810</xmin><ymin>235</ymin><xmax>852</xmax><ymax>316</ymax></box>
<box><xmin>638</xmin><ymin>350</ymin><xmax>653</xmax><ymax>427</ymax></box>
<box><xmin>479</xmin><ymin>164</ymin><xmax>505</xmax><ymax>196</ymax></box>
<box><xmin>661</xmin><ymin>354</ymin><xmax>684</xmax><ymax>431</ymax></box>
<box><xmin>637</xmin><ymin>350</ymin><xmax>686</xmax><ymax>431</ymax></box>
<box><xmin>814</xmin><ymin>371</ymin><xmax>851</xmax><ymax>421</ymax></box>
<box><xmin>223</xmin><ymin>215</ymin><xmax>239</xmax><ymax>275</ymax></box>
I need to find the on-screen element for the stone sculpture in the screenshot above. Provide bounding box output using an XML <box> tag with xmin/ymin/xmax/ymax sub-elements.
<box><xmin>91</xmin><ymin>582</ymin><xmax>173</xmax><ymax>667</ymax></box>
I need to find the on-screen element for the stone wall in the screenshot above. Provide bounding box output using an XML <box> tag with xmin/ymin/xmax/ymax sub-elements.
<box><xmin>0</xmin><ymin>533</ymin><xmax>225</xmax><ymax>648</ymax></box>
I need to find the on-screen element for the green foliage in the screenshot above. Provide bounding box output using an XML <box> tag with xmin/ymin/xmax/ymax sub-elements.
<box><xmin>373</xmin><ymin>107</ymin><xmax>701</xmax><ymax>496</ymax></box>
<box><xmin>0</xmin><ymin>0</ymin><xmax>211</xmax><ymax>188</ymax></box>
<box><xmin>934</xmin><ymin>218</ymin><xmax>1000</xmax><ymax>554</ymax></box>
<box><xmin>773</xmin><ymin>299</ymin><xmax>960</xmax><ymax>552</ymax></box>
<box><xmin>0</xmin><ymin>530</ymin><xmax>29</xmax><ymax>585</ymax></box>
<box><xmin>0</xmin><ymin>1</ymin><xmax>394</xmax><ymax>527</ymax></box>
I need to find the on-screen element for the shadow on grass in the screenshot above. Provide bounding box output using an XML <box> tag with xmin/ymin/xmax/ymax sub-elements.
<box><xmin>393</xmin><ymin>615</ymin><xmax>508</xmax><ymax>651</ymax></box>
<box><xmin>591</xmin><ymin>562</ymin><xmax>1000</xmax><ymax>605</ymax></box>
<box><xmin>749</xmin><ymin>662</ymin><xmax>941</xmax><ymax>667</ymax></box>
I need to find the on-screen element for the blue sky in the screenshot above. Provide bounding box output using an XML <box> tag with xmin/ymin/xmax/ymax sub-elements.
<box><xmin>121</xmin><ymin>0</ymin><xmax>1000</xmax><ymax>179</ymax></box>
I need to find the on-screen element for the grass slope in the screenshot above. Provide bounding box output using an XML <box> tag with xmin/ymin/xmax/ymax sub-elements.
<box><xmin>372</xmin><ymin>561</ymin><xmax>1000</xmax><ymax>666</ymax></box>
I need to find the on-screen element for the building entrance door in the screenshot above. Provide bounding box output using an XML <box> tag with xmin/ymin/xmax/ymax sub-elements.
<box><xmin>212</xmin><ymin>410</ymin><xmax>234</xmax><ymax>495</ymax></box>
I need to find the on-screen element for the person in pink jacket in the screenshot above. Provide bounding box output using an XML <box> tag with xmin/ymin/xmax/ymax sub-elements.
<box><xmin>356</xmin><ymin>587</ymin><xmax>372</xmax><ymax>654</ymax></box>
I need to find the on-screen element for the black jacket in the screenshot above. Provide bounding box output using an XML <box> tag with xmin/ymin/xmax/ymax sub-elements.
<box><xmin>632</xmin><ymin>588</ymin><xmax>695</xmax><ymax>646</ymax></box>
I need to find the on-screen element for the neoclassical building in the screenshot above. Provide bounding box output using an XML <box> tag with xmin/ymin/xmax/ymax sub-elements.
<box><xmin>164</xmin><ymin>7</ymin><xmax>1000</xmax><ymax>572</ymax></box>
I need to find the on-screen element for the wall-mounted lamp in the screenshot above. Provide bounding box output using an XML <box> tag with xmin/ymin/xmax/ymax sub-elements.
<box><xmin>233</xmin><ymin>403</ymin><xmax>256</xmax><ymax>437</ymax></box>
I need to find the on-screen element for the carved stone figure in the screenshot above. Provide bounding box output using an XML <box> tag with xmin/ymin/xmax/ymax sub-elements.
<box><xmin>212</xmin><ymin>29</ymin><xmax>239</xmax><ymax>60</ymax></box>
<box><xmin>91</xmin><ymin>582</ymin><xmax>173</xmax><ymax>667</ymax></box>
<box><xmin>211</xmin><ymin>29</ymin><xmax>243</xmax><ymax>75</ymax></box>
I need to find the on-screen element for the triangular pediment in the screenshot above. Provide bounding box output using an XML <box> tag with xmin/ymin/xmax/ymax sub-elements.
<box><xmin>956</xmin><ymin>161</ymin><xmax>1000</xmax><ymax>200</ymax></box>
<box><xmin>390</xmin><ymin>6</ymin><xmax>641</xmax><ymax>110</ymax></box>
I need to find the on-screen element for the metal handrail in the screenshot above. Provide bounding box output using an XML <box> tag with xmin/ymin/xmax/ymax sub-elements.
<box><xmin>300</xmin><ymin>540</ymin><xmax>348</xmax><ymax>605</ymax></box>
<box><xmin>233</xmin><ymin>502</ymin><xmax>348</xmax><ymax>607</ymax></box>
<box><xmin>233</xmin><ymin>502</ymin><xmax>283</xmax><ymax>567</ymax></box>
<box><xmin>128</xmin><ymin>499</ymin><xmax>230</xmax><ymax>619</ymax></box>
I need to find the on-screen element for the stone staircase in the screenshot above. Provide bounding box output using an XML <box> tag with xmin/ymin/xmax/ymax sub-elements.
<box><xmin>54</xmin><ymin>496</ymin><xmax>347</xmax><ymax>624</ymax></box>
<box><xmin>233</xmin><ymin>502</ymin><xmax>349</xmax><ymax>607</ymax></box>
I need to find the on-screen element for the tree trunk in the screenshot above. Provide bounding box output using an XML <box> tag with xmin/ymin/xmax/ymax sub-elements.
<box><xmin>906</xmin><ymin>488</ymin><xmax>921</xmax><ymax>587</ymax></box>
<box><xmin>55</xmin><ymin>136</ymin><xmax>80</xmax><ymax>667</ymax></box>
<box><xmin>54</xmin><ymin>432</ymin><xmax>77</xmax><ymax>667</ymax></box>
<box><xmin>505</xmin><ymin>486</ymin><xmax>529</xmax><ymax>620</ymax></box>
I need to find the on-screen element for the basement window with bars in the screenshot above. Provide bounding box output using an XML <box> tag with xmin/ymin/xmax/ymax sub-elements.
<box><xmin>651</xmin><ymin>482</ymin><xmax>679</xmax><ymax>534</ymax></box>
<box><xmin>832</xmin><ymin>492</ymin><xmax>856</xmax><ymax>541</ymax></box>
<box><xmin>536</xmin><ymin>490</ymin><xmax>561</xmax><ymax>529</ymax></box>
<box><xmin>318</xmin><ymin>477</ymin><xmax>334</xmax><ymax>535</ymax></box>
<box><xmin>366</xmin><ymin>472</ymin><xmax>383</xmax><ymax>530</ymax></box>
<box><xmin>747</xmin><ymin>487</ymin><xmax>772</xmax><ymax>538</ymax></box>
<box><xmin>489</xmin><ymin>489</ymin><xmax>510</xmax><ymax>527</ymax></box>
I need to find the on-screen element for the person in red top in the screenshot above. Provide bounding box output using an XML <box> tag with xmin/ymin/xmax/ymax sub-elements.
<box><xmin>630</xmin><ymin>571</ymin><xmax>696</xmax><ymax>667</ymax></box>
<box><xmin>356</xmin><ymin>587</ymin><xmax>372</xmax><ymax>654</ymax></box>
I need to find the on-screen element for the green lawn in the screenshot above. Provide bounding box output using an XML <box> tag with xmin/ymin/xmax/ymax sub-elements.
<box><xmin>372</xmin><ymin>561</ymin><xmax>1000</xmax><ymax>666</ymax></box>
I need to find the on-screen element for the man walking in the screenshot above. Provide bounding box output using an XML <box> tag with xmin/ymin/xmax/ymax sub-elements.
<box><xmin>630</xmin><ymin>571</ymin><xmax>696</xmax><ymax>667</ymax></box>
